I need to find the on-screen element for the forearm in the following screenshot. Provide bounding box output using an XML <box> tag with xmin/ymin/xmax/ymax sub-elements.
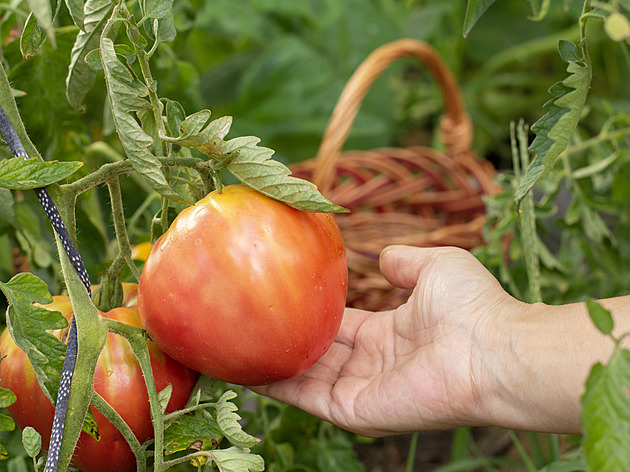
<box><xmin>479</xmin><ymin>296</ymin><xmax>630</xmax><ymax>434</ymax></box>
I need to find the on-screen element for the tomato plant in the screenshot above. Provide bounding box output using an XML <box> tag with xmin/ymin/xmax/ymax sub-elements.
<box><xmin>137</xmin><ymin>184</ymin><xmax>348</xmax><ymax>386</ymax></box>
<box><xmin>0</xmin><ymin>283</ymin><xmax>199</xmax><ymax>472</ymax></box>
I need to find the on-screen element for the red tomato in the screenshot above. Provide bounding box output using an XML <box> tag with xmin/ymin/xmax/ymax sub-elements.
<box><xmin>0</xmin><ymin>283</ymin><xmax>199</xmax><ymax>472</ymax></box>
<box><xmin>137</xmin><ymin>184</ymin><xmax>348</xmax><ymax>386</ymax></box>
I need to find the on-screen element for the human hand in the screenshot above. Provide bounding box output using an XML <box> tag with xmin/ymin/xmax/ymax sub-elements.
<box><xmin>251</xmin><ymin>245</ymin><xmax>523</xmax><ymax>437</ymax></box>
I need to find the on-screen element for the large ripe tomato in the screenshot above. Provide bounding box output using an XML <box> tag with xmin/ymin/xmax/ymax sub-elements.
<box><xmin>137</xmin><ymin>184</ymin><xmax>348</xmax><ymax>386</ymax></box>
<box><xmin>0</xmin><ymin>283</ymin><xmax>199</xmax><ymax>472</ymax></box>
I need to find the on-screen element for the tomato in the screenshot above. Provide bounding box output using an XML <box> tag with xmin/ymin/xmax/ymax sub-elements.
<box><xmin>0</xmin><ymin>283</ymin><xmax>199</xmax><ymax>472</ymax></box>
<box><xmin>137</xmin><ymin>184</ymin><xmax>348</xmax><ymax>386</ymax></box>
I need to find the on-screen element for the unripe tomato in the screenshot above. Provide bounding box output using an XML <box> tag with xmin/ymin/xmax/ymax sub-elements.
<box><xmin>137</xmin><ymin>184</ymin><xmax>348</xmax><ymax>386</ymax></box>
<box><xmin>0</xmin><ymin>283</ymin><xmax>199</xmax><ymax>472</ymax></box>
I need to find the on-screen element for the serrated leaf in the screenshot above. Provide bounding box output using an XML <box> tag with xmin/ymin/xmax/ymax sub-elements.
<box><xmin>185</xmin><ymin>375</ymin><xmax>218</xmax><ymax>408</ymax></box>
<box><xmin>20</xmin><ymin>13</ymin><xmax>47</xmax><ymax>59</ymax></box>
<box><xmin>65</xmin><ymin>0</ymin><xmax>85</xmax><ymax>30</ymax></box>
<box><xmin>0</xmin><ymin>387</ymin><xmax>17</xmax><ymax>409</ymax></box>
<box><xmin>170</xmin><ymin>113</ymin><xmax>348</xmax><ymax>213</ymax></box>
<box><xmin>100</xmin><ymin>36</ymin><xmax>181</xmax><ymax>201</ymax></box>
<box><xmin>207</xmin><ymin>447</ymin><xmax>265</xmax><ymax>472</ymax></box>
<box><xmin>515</xmin><ymin>41</ymin><xmax>592</xmax><ymax>208</ymax></box>
<box><xmin>463</xmin><ymin>0</ymin><xmax>497</xmax><ymax>37</ymax></box>
<box><xmin>587</xmin><ymin>300</ymin><xmax>614</xmax><ymax>335</ymax></box>
<box><xmin>582</xmin><ymin>347</ymin><xmax>630</xmax><ymax>471</ymax></box>
<box><xmin>22</xmin><ymin>427</ymin><xmax>42</xmax><ymax>458</ymax></box>
<box><xmin>0</xmin><ymin>273</ymin><xmax>66</xmax><ymax>402</ymax></box>
<box><xmin>66</xmin><ymin>0</ymin><xmax>113</xmax><ymax>110</ymax></box>
<box><xmin>0</xmin><ymin>158</ymin><xmax>83</xmax><ymax>189</ymax></box>
<box><xmin>215</xmin><ymin>391</ymin><xmax>260</xmax><ymax>449</ymax></box>
<box><xmin>163</xmin><ymin>410</ymin><xmax>223</xmax><ymax>456</ymax></box>
<box><xmin>26</xmin><ymin>0</ymin><xmax>55</xmax><ymax>49</ymax></box>
<box><xmin>143</xmin><ymin>0</ymin><xmax>173</xmax><ymax>20</ymax></box>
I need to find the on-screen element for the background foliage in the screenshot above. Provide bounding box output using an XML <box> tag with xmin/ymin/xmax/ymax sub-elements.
<box><xmin>1</xmin><ymin>0</ymin><xmax>630</xmax><ymax>470</ymax></box>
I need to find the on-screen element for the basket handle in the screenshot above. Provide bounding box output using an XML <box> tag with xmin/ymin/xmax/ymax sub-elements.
<box><xmin>312</xmin><ymin>38</ymin><xmax>473</xmax><ymax>195</ymax></box>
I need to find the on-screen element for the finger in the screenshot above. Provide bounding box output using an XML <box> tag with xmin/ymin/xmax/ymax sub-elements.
<box><xmin>378</xmin><ymin>245</ymin><xmax>439</xmax><ymax>288</ymax></box>
<box><xmin>251</xmin><ymin>341</ymin><xmax>353</xmax><ymax>418</ymax></box>
<box><xmin>335</xmin><ymin>307</ymin><xmax>373</xmax><ymax>348</ymax></box>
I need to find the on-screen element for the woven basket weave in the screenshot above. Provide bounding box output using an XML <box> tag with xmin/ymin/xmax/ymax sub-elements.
<box><xmin>290</xmin><ymin>39</ymin><xmax>500</xmax><ymax>311</ymax></box>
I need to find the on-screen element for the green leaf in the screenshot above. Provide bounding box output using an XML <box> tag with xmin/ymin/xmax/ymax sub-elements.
<box><xmin>463</xmin><ymin>0</ymin><xmax>497</xmax><ymax>37</ymax></box>
<box><xmin>158</xmin><ymin>384</ymin><xmax>173</xmax><ymax>414</ymax></box>
<box><xmin>143</xmin><ymin>0</ymin><xmax>174</xmax><ymax>20</ymax></box>
<box><xmin>0</xmin><ymin>158</ymin><xmax>83</xmax><ymax>189</ymax></box>
<box><xmin>84</xmin><ymin>44</ymin><xmax>137</xmax><ymax>71</ymax></box>
<box><xmin>207</xmin><ymin>447</ymin><xmax>265</xmax><ymax>472</ymax></box>
<box><xmin>0</xmin><ymin>414</ymin><xmax>15</xmax><ymax>432</ymax></box>
<box><xmin>587</xmin><ymin>300</ymin><xmax>614</xmax><ymax>335</ymax></box>
<box><xmin>22</xmin><ymin>427</ymin><xmax>42</xmax><ymax>459</ymax></box>
<box><xmin>82</xmin><ymin>407</ymin><xmax>100</xmax><ymax>441</ymax></box>
<box><xmin>0</xmin><ymin>387</ymin><xmax>17</xmax><ymax>409</ymax></box>
<box><xmin>163</xmin><ymin>409</ymin><xmax>223</xmax><ymax>456</ymax></box>
<box><xmin>65</xmin><ymin>0</ymin><xmax>85</xmax><ymax>30</ymax></box>
<box><xmin>215</xmin><ymin>391</ymin><xmax>260</xmax><ymax>449</ymax></box>
<box><xmin>515</xmin><ymin>41</ymin><xmax>592</xmax><ymax>208</ymax></box>
<box><xmin>0</xmin><ymin>273</ymin><xmax>67</xmax><ymax>402</ymax></box>
<box><xmin>66</xmin><ymin>0</ymin><xmax>113</xmax><ymax>110</ymax></box>
<box><xmin>171</xmin><ymin>112</ymin><xmax>348</xmax><ymax>213</ymax></box>
<box><xmin>582</xmin><ymin>347</ymin><xmax>630</xmax><ymax>471</ymax></box>
<box><xmin>20</xmin><ymin>13</ymin><xmax>47</xmax><ymax>59</ymax></box>
<box><xmin>100</xmin><ymin>36</ymin><xmax>180</xmax><ymax>201</ymax></box>
<box><xmin>26</xmin><ymin>0</ymin><xmax>55</xmax><ymax>49</ymax></box>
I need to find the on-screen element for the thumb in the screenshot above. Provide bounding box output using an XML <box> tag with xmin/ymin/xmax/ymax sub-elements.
<box><xmin>379</xmin><ymin>245</ymin><xmax>438</xmax><ymax>289</ymax></box>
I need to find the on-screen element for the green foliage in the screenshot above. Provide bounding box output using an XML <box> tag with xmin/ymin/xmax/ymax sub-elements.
<box><xmin>582</xmin><ymin>348</ymin><xmax>630</xmax><ymax>471</ymax></box>
<box><xmin>0</xmin><ymin>158</ymin><xmax>83</xmax><ymax>190</ymax></box>
<box><xmin>1</xmin><ymin>0</ymin><xmax>630</xmax><ymax>470</ymax></box>
<box><xmin>0</xmin><ymin>273</ymin><xmax>66</xmax><ymax>402</ymax></box>
<box><xmin>515</xmin><ymin>40</ymin><xmax>592</xmax><ymax>208</ymax></box>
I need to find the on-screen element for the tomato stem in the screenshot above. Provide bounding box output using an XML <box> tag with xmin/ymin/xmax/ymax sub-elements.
<box><xmin>103</xmin><ymin>318</ymin><xmax>166</xmax><ymax>471</ymax></box>
<box><xmin>91</xmin><ymin>394</ymin><xmax>146</xmax><ymax>472</ymax></box>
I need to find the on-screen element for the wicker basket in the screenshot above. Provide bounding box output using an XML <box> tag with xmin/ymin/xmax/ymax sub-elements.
<box><xmin>290</xmin><ymin>39</ymin><xmax>500</xmax><ymax>311</ymax></box>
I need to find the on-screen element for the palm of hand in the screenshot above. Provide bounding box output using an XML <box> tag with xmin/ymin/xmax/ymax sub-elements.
<box><xmin>253</xmin><ymin>247</ymin><xmax>507</xmax><ymax>437</ymax></box>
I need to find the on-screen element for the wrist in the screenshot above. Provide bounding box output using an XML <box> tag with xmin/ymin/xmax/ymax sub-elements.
<box><xmin>477</xmin><ymin>299</ymin><xmax>619</xmax><ymax>434</ymax></box>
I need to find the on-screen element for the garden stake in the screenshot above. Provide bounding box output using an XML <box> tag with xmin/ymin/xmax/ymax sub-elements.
<box><xmin>0</xmin><ymin>105</ymin><xmax>91</xmax><ymax>472</ymax></box>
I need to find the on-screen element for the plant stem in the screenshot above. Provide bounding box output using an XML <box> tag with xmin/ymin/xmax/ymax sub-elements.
<box><xmin>107</xmin><ymin>176</ymin><xmax>141</xmax><ymax>282</ymax></box>
<box><xmin>91</xmin><ymin>394</ymin><xmax>146</xmax><ymax>472</ymax></box>
<box><xmin>103</xmin><ymin>318</ymin><xmax>166</xmax><ymax>472</ymax></box>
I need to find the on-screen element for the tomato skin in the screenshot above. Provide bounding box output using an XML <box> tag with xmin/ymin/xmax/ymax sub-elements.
<box><xmin>0</xmin><ymin>284</ymin><xmax>199</xmax><ymax>472</ymax></box>
<box><xmin>137</xmin><ymin>184</ymin><xmax>348</xmax><ymax>386</ymax></box>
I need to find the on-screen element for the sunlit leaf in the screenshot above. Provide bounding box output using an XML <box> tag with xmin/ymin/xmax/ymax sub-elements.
<box><xmin>207</xmin><ymin>447</ymin><xmax>265</xmax><ymax>472</ymax></box>
<box><xmin>170</xmin><ymin>112</ymin><xmax>348</xmax><ymax>213</ymax></box>
<box><xmin>215</xmin><ymin>391</ymin><xmax>260</xmax><ymax>449</ymax></box>
<box><xmin>0</xmin><ymin>158</ymin><xmax>83</xmax><ymax>189</ymax></box>
<box><xmin>100</xmin><ymin>36</ymin><xmax>181</xmax><ymax>201</ymax></box>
